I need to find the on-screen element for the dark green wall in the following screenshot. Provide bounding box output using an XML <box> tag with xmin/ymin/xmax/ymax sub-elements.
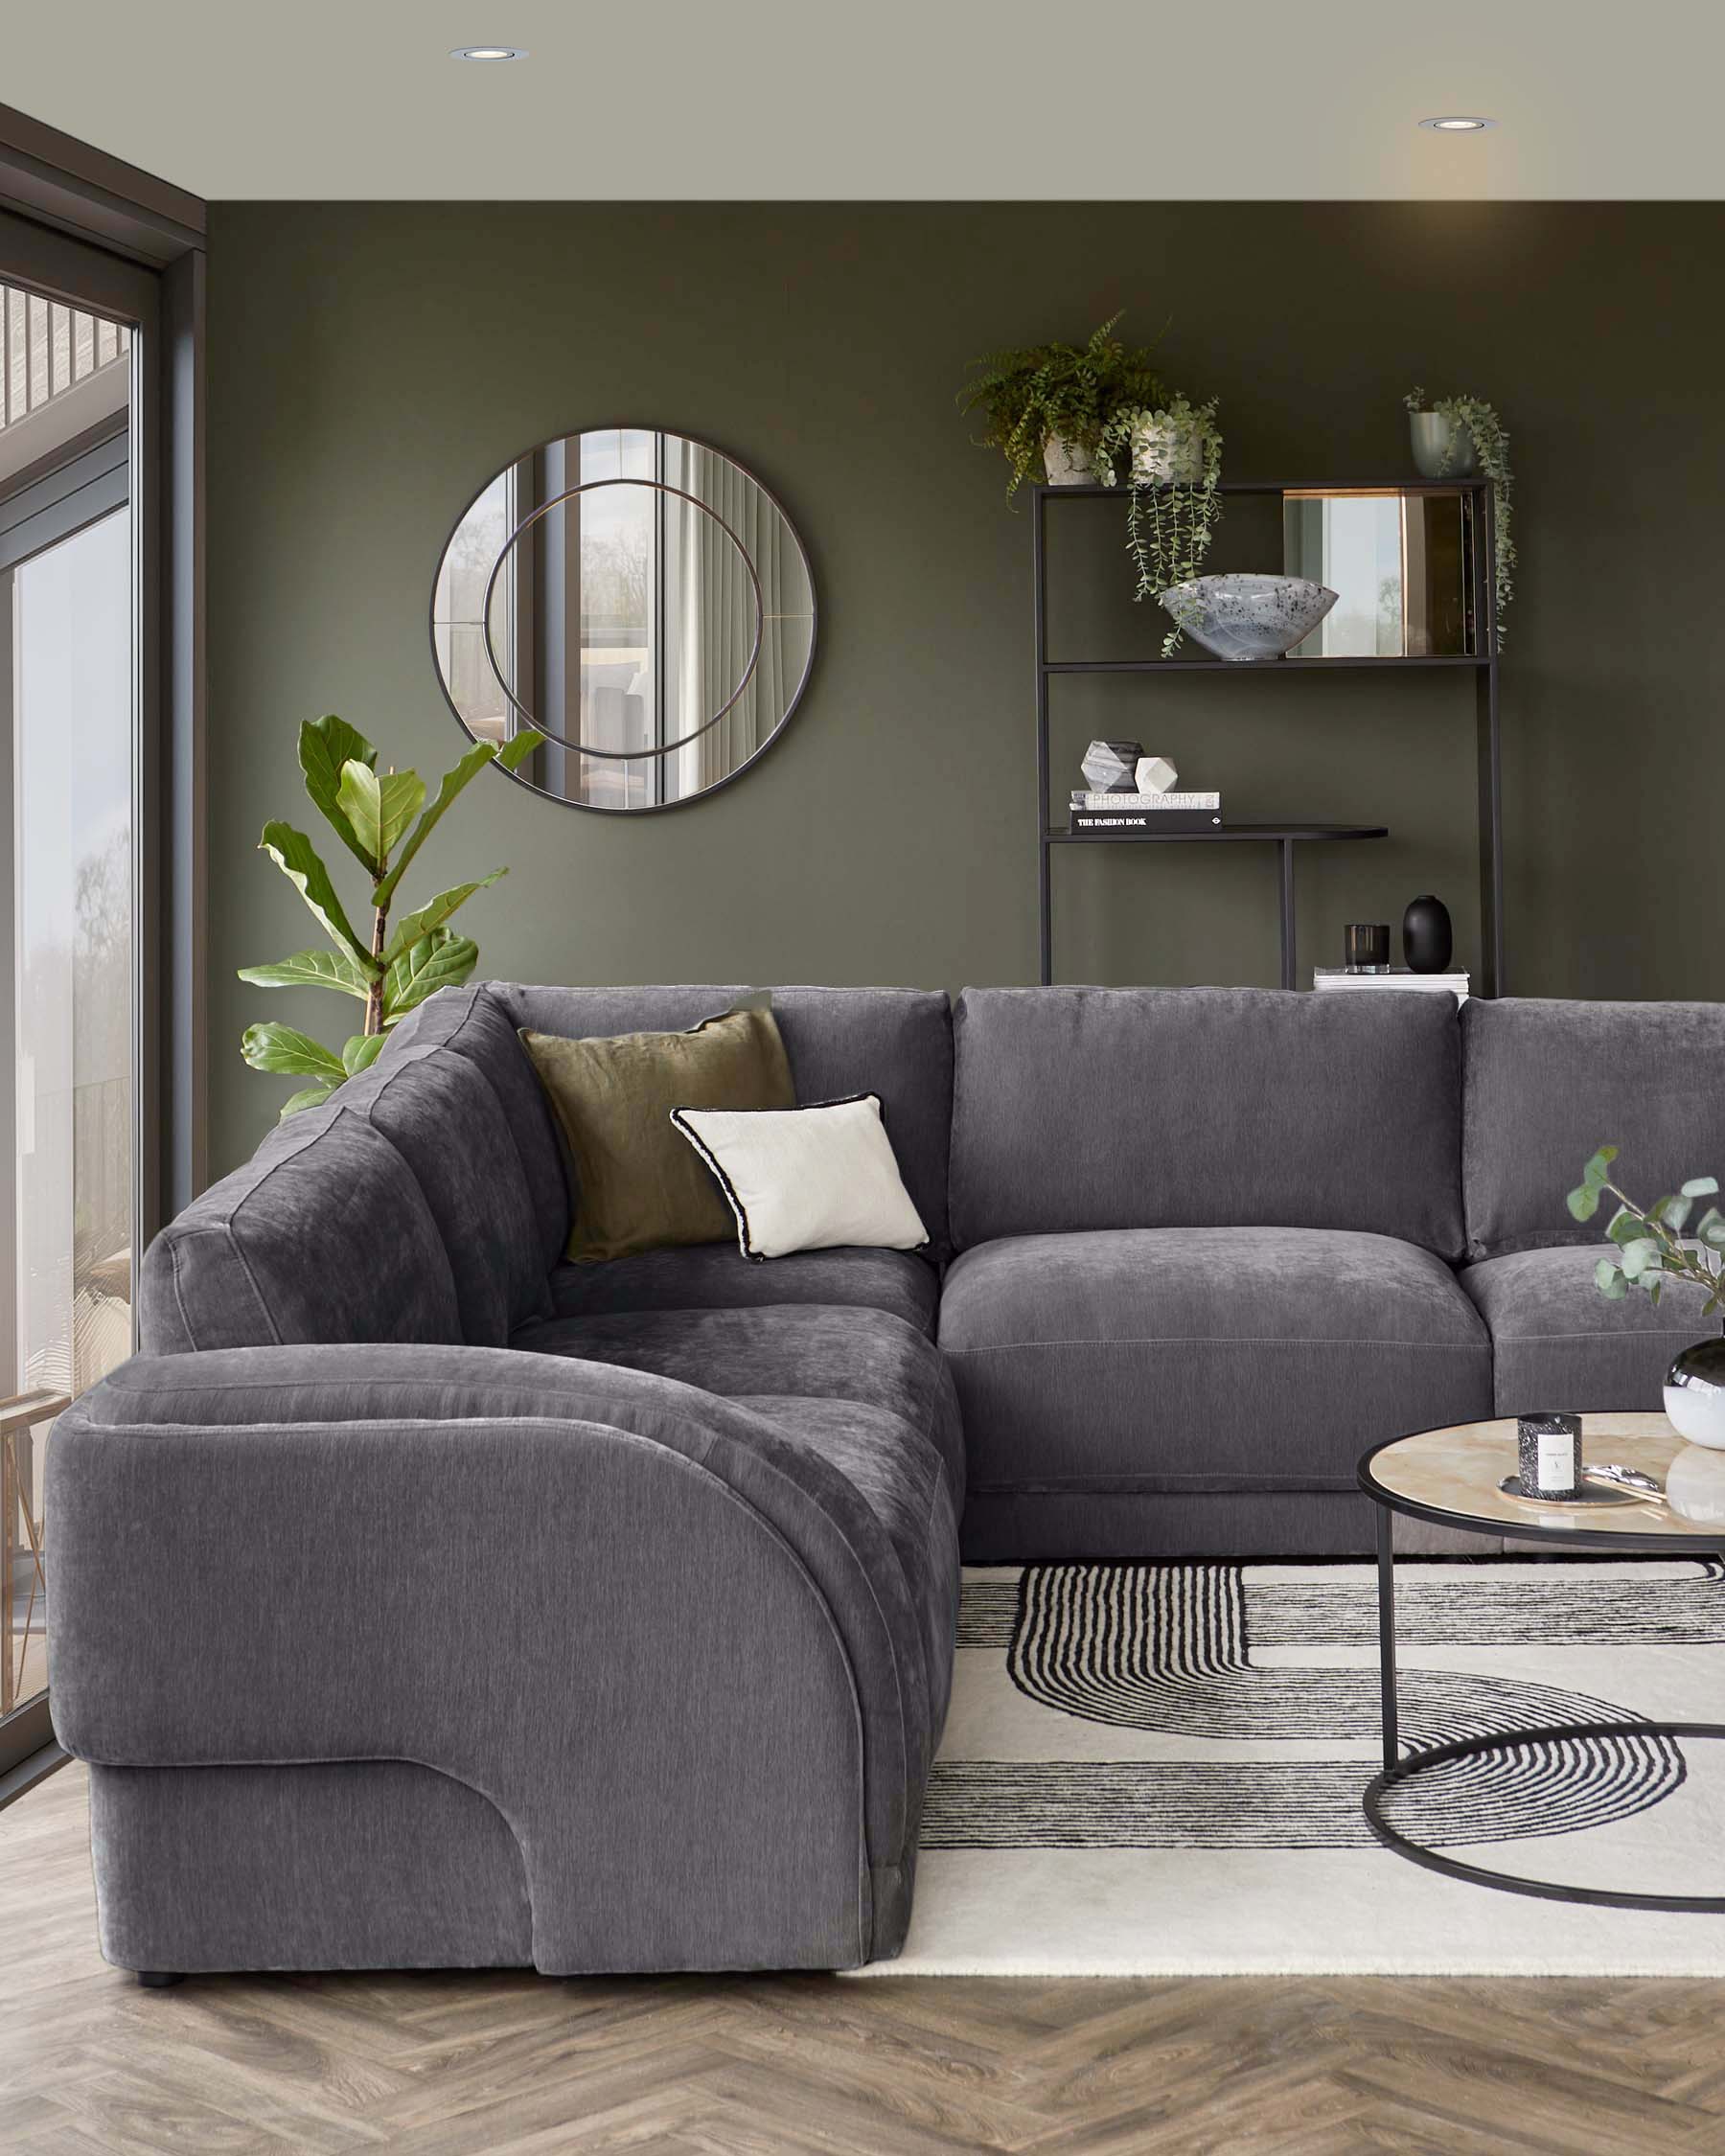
<box><xmin>207</xmin><ymin>201</ymin><xmax>1724</xmax><ymax>1172</ymax></box>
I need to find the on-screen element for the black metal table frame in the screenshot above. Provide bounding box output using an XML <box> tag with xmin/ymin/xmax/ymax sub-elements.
<box><xmin>1359</xmin><ymin>1434</ymin><xmax>1725</xmax><ymax>1913</ymax></box>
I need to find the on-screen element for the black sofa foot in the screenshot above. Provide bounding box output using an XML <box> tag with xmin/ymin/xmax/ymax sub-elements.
<box><xmin>135</xmin><ymin>1971</ymin><xmax>185</xmax><ymax>1989</ymax></box>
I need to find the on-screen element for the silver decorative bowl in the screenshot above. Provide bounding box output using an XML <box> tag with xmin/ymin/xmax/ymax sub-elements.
<box><xmin>1159</xmin><ymin>573</ymin><xmax>1339</xmax><ymax>662</ymax></box>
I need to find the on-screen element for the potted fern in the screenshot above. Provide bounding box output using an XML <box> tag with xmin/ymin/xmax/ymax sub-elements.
<box><xmin>956</xmin><ymin>314</ymin><xmax>1168</xmax><ymax>495</ymax></box>
<box><xmin>239</xmin><ymin>714</ymin><xmax>540</xmax><ymax>1116</ymax></box>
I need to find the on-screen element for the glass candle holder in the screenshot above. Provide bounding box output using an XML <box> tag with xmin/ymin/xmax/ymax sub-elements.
<box><xmin>1344</xmin><ymin>923</ymin><xmax>1391</xmax><ymax>973</ymax></box>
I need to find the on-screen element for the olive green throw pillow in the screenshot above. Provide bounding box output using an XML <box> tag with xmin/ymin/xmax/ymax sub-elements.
<box><xmin>521</xmin><ymin>1008</ymin><xmax>795</xmax><ymax>1263</ymax></box>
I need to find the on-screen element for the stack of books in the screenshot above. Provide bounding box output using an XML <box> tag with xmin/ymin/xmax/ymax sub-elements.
<box><xmin>1069</xmin><ymin>790</ymin><xmax>1222</xmax><ymax>834</ymax></box>
<box><xmin>1314</xmin><ymin>966</ymin><xmax>1470</xmax><ymax>1003</ymax></box>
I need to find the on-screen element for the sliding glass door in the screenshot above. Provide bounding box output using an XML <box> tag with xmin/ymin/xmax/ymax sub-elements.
<box><xmin>0</xmin><ymin>263</ymin><xmax>140</xmax><ymax>1778</ymax></box>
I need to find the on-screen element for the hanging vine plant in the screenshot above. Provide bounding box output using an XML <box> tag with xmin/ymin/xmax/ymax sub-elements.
<box><xmin>1405</xmin><ymin>387</ymin><xmax>1516</xmax><ymax>643</ymax></box>
<box><xmin>1099</xmin><ymin>395</ymin><xmax>1225</xmax><ymax>655</ymax></box>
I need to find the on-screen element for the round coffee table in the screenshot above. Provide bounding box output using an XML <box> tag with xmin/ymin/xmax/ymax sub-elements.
<box><xmin>1358</xmin><ymin>1411</ymin><xmax>1725</xmax><ymax>1911</ymax></box>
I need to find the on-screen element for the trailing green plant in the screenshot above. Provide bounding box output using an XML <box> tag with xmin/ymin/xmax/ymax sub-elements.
<box><xmin>1568</xmin><ymin>1147</ymin><xmax>1725</xmax><ymax>1316</ymax></box>
<box><xmin>239</xmin><ymin>716</ymin><xmax>541</xmax><ymax>1118</ymax></box>
<box><xmin>1405</xmin><ymin>387</ymin><xmax>1516</xmax><ymax>641</ymax></box>
<box><xmin>956</xmin><ymin>313</ymin><xmax>1168</xmax><ymax>497</ymax></box>
<box><xmin>1100</xmin><ymin>395</ymin><xmax>1225</xmax><ymax>655</ymax></box>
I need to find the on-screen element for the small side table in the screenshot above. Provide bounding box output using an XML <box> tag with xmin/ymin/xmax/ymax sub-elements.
<box><xmin>1359</xmin><ymin>1412</ymin><xmax>1725</xmax><ymax>1912</ymax></box>
<box><xmin>2</xmin><ymin>1388</ymin><xmax>69</xmax><ymax>1716</ymax></box>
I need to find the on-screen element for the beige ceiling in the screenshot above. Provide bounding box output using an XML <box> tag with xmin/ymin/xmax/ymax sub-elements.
<box><xmin>6</xmin><ymin>0</ymin><xmax>1720</xmax><ymax>202</ymax></box>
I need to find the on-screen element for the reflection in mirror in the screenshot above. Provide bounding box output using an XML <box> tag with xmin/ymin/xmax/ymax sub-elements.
<box><xmin>431</xmin><ymin>428</ymin><xmax>816</xmax><ymax>811</ymax></box>
<box><xmin>1282</xmin><ymin>489</ymin><xmax>1476</xmax><ymax>658</ymax></box>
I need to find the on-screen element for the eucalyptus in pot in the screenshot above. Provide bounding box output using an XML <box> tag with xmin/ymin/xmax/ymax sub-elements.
<box><xmin>1568</xmin><ymin>1146</ymin><xmax>1725</xmax><ymax>1448</ymax></box>
<box><xmin>239</xmin><ymin>715</ymin><xmax>541</xmax><ymax>1117</ymax></box>
<box><xmin>1404</xmin><ymin>387</ymin><xmax>1516</xmax><ymax>642</ymax></box>
<box><xmin>956</xmin><ymin>313</ymin><xmax>1168</xmax><ymax>495</ymax></box>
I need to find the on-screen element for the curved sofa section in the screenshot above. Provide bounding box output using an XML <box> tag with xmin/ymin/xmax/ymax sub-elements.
<box><xmin>51</xmin><ymin>1344</ymin><xmax>948</xmax><ymax>1970</ymax></box>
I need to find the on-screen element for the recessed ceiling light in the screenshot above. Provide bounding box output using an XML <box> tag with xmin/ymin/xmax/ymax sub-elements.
<box><xmin>450</xmin><ymin>45</ymin><xmax>527</xmax><ymax>61</ymax></box>
<box><xmin>1419</xmin><ymin>115</ymin><xmax>1494</xmax><ymax>132</ymax></box>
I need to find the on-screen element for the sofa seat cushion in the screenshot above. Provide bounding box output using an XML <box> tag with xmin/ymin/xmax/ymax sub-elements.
<box><xmin>509</xmin><ymin>1305</ymin><xmax>962</xmax><ymax>1749</ymax></box>
<box><xmin>513</xmin><ymin>1304</ymin><xmax>962</xmax><ymax>1513</ymax></box>
<box><xmin>544</xmin><ymin>1246</ymin><xmax>938</xmax><ymax>1338</ymax></box>
<box><xmin>1461</xmin><ymin>1246</ymin><xmax>1717</xmax><ymax>1414</ymax></box>
<box><xmin>939</xmin><ymin>1226</ymin><xmax>1491</xmax><ymax>1503</ymax></box>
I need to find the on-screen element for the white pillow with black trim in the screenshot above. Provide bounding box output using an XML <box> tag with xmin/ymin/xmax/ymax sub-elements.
<box><xmin>668</xmin><ymin>1093</ymin><xmax>930</xmax><ymax>1261</ymax></box>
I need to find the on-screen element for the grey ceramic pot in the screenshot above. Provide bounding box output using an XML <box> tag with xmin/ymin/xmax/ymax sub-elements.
<box><xmin>1665</xmin><ymin>1337</ymin><xmax>1725</xmax><ymax>1452</ymax></box>
<box><xmin>1409</xmin><ymin>411</ymin><xmax>1479</xmax><ymax>481</ymax></box>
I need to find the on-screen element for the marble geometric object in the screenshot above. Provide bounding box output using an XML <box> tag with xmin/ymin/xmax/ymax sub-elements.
<box><xmin>1159</xmin><ymin>574</ymin><xmax>1339</xmax><ymax>663</ymax></box>
<box><xmin>1135</xmin><ymin>755</ymin><xmax>1177</xmax><ymax>794</ymax></box>
<box><xmin>1081</xmin><ymin>740</ymin><xmax>1143</xmax><ymax>793</ymax></box>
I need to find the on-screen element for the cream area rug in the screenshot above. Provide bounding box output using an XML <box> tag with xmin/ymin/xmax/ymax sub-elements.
<box><xmin>864</xmin><ymin>1560</ymin><xmax>1725</xmax><ymax>1977</ymax></box>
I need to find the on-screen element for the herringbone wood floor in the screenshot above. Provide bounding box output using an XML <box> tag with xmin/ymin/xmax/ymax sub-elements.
<box><xmin>6</xmin><ymin>1767</ymin><xmax>1725</xmax><ymax>2154</ymax></box>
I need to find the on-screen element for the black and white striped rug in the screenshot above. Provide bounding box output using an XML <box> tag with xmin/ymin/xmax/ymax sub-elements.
<box><xmin>869</xmin><ymin>1560</ymin><xmax>1725</xmax><ymax>1975</ymax></box>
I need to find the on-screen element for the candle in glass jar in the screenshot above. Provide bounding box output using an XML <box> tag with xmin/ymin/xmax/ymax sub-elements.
<box><xmin>1518</xmin><ymin>1412</ymin><xmax>1582</xmax><ymax>1499</ymax></box>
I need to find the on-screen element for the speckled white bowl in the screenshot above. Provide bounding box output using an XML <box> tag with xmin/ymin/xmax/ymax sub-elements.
<box><xmin>1159</xmin><ymin>573</ymin><xmax>1339</xmax><ymax>662</ymax></box>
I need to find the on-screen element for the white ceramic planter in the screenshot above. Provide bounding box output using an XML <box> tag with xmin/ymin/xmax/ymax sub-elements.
<box><xmin>1665</xmin><ymin>1338</ymin><xmax>1725</xmax><ymax>1450</ymax></box>
<box><xmin>1666</xmin><ymin>1444</ymin><xmax>1725</xmax><ymax>1523</ymax></box>
<box><xmin>1043</xmin><ymin>435</ymin><xmax>1093</xmax><ymax>486</ymax></box>
<box><xmin>1409</xmin><ymin>410</ymin><xmax>1479</xmax><ymax>480</ymax></box>
<box><xmin>1129</xmin><ymin>415</ymin><xmax>1205</xmax><ymax>488</ymax></box>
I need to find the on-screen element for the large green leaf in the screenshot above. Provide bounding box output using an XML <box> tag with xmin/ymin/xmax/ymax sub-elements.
<box><xmin>373</xmin><ymin>729</ymin><xmax>543</xmax><ymax>909</ymax></box>
<box><xmin>342</xmin><ymin>1031</ymin><xmax>389</xmax><ymax>1076</ymax></box>
<box><xmin>1567</xmin><ymin>1143</ymin><xmax>1620</xmax><ymax>1222</ymax></box>
<box><xmin>298</xmin><ymin>717</ymin><xmax>378</xmax><ymax>873</ymax></box>
<box><xmin>259</xmin><ymin>822</ymin><xmax>373</xmax><ymax>963</ymax></box>
<box><xmin>337</xmin><ymin>760</ymin><xmax>426</xmax><ymax>872</ymax></box>
<box><xmin>496</xmin><ymin>727</ymin><xmax>543</xmax><ymax>774</ymax></box>
<box><xmin>380</xmin><ymin>871</ymin><xmax>504</xmax><ymax>966</ymax></box>
<box><xmin>241</xmin><ymin>1021</ymin><xmax>347</xmax><ymax>1081</ymax></box>
<box><xmin>381</xmin><ymin>929</ymin><xmax>479</xmax><ymax>1020</ymax></box>
<box><xmin>236</xmin><ymin>947</ymin><xmax>373</xmax><ymax>1000</ymax></box>
<box><xmin>1594</xmin><ymin>1254</ymin><xmax>1628</xmax><ymax>1300</ymax></box>
<box><xmin>279</xmin><ymin>1081</ymin><xmax>339</xmax><ymax>1121</ymax></box>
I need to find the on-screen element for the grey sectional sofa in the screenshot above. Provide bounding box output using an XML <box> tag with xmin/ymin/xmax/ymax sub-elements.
<box><xmin>48</xmin><ymin>983</ymin><xmax>1725</xmax><ymax>1977</ymax></box>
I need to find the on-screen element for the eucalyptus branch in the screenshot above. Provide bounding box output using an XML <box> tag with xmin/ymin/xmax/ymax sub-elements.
<box><xmin>1568</xmin><ymin>1146</ymin><xmax>1725</xmax><ymax>1320</ymax></box>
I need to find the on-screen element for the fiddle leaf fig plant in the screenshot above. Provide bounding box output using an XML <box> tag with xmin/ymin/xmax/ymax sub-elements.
<box><xmin>240</xmin><ymin>717</ymin><xmax>541</xmax><ymax>1119</ymax></box>
<box><xmin>1568</xmin><ymin>1147</ymin><xmax>1725</xmax><ymax>1315</ymax></box>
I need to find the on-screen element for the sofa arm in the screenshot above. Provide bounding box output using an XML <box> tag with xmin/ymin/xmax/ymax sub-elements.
<box><xmin>49</xmin><ymin>1342</ymin><xmax>932</xmax><ymax>1970</ymax></box>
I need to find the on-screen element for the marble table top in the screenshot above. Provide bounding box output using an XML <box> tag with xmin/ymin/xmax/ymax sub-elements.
<box><xmin>1362</xmin><ymin>1413</ymin><xmax>1725</xmax><ymax>1541</ymax></box>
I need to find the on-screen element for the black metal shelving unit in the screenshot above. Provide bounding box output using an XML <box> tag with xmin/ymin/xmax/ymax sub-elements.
<box><xmin>1033</xmin><ymin>476</ymin><xmax>1502</xmax><ymax>993</ymax></box>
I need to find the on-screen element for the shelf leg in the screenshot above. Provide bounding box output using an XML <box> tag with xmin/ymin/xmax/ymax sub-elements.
<box><xmin>1034</xmin><ymin>491</ymin><xmax>1052</xmax><ymax>986</ymax></box>
<box><xmin>1277</xmin><ymin>838</ymin><xmax>1297</xmax><ymax>991</ymax></box>
<box><xmin>1376</xmin><ymin>1503</ymin><xmax>1399</xmax><ymax>1772</ymax></box>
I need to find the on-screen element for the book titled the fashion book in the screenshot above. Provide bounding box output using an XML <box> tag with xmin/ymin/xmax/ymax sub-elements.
<box><xmin>1070</xmin><ymin>810</ymin><xmax>1224</xmax><ymax>833</ymax></box>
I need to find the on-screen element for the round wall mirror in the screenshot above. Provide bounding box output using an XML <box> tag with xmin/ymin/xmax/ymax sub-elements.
<box><xmin>430</xmin><ymin>427</ymin><xmax>816</xmax><ymax>812</ymax></box>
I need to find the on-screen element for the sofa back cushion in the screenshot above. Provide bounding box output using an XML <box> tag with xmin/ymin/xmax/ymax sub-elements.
<box><xmin>495</xmin><ymin>984</ymin><xmax>956</xmax><ymax>1258</ymax></box>
<box><xmin>138</xmin><ymin>1105</ymin><xmax>464</xmax><ymax>1354</ymax></box>
<box><xmin>950</xmin><ymin>986</ymin><xmax>1465</xmax><ymax>1257</ymax></box>
<box><xmin>140</xmin><ymin>981</ymin><xmax>567</xmax><ymax>1355</ymax></box>
<box><xmin>1462</xmin><ymin>997</ymin><xmax>1725</xmax><ymax>1260</ymax></box>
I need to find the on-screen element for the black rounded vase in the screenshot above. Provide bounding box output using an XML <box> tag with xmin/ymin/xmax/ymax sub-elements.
<box><xmin>1403</xmin><ymin>894</ymin><xmax>1453</xmax><ymax>974</ymax></box>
